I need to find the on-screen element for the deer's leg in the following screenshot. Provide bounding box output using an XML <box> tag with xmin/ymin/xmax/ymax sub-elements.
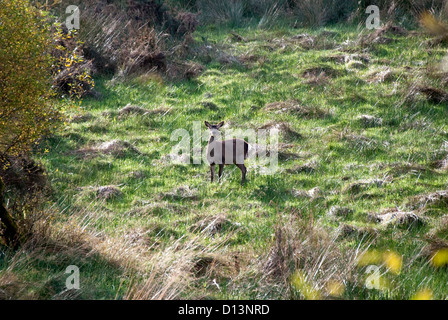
<box><xmin>218</xmin><ymin>164</ymin><xmax>224</xmax><ymax>181</ymax></box>
<box><xmin>236</xmin><ymin>163</ymin><xmax>247</xmax><ymax>185</ymax></box>
<box><xmin>210</xmin><ymin>164</ymin><xmax>215</xmax><ymax>182</ymax></box>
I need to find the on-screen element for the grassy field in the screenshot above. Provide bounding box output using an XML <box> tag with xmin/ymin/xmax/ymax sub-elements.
<box><xmin>3</xmin><ymin>21</ymin><xmax>448</xmax><ymax>300</ymax></box>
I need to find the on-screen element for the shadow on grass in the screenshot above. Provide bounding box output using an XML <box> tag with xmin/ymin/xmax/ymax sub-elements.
<box><xmin>0</xmin><ymin>239</ymin><xmax>128</xmax><ymax>299</ymax></box>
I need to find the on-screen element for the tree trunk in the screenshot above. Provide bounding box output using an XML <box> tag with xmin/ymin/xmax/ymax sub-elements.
<box><xmin>0</xmin><ymin>178</ymin><xmax>19</xmax><ymax>248</ymax></box>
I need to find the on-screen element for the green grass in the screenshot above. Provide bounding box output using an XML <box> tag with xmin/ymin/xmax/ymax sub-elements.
<box><xmin>3</xmin><ymin>22</ymin><xmax>448</xmax><ymax>300</ymax></box>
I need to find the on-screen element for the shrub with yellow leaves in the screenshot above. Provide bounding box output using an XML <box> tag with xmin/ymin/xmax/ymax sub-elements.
<box><xmin>383</xmin><ymin>251</ymin><xmax>402</xmax><ymax>275</ymax></box>
<box><xmin>0</xmin><ymin>0</ymin><xmax>59</xmax><ymax>158</ymax></box>
<box><xmin>51</xmin><ymin>23</ymin><xmax>94</xmax><ymax>99</ymax></box>
<box><xmin>430</xmin><ymin>248</ymin><xmax>448</xmax><ymax>268</ymax></box>
<box><xmin>356</xmin><ymin>249</ymin><xmax>402</xmax><ymax>275</ymax></box>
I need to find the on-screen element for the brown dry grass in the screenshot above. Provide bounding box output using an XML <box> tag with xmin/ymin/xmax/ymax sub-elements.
<box><xmin>73</xmin><ymin>140</ymin><xmax>142</xmax><ymax>158</ymax></box>
<box><xmin>258</xmin><ymin>121</ymin><xmax>303</xmax><ymax>141</ymax></box>
<box><xmin>0</xmin><ymin>203</ymin><xmax>228</xmax><ymax>300</ymax></box>
<box><xmin>264</xmin><ymin>100</ymin><xmax>330</xmax><ymax>118</ymax></box>
<box><xmin>259</xmin><ymin>209</ymin><xmax>364</xmax><ymax>299</ymax></box>
<box><xmin>301</xmin><ymin>65</ymin><xmax>341</xmax><ymax>85</ymax></box>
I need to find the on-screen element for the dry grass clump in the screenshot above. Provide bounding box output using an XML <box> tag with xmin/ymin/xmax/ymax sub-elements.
<box><xmin>165</xmin><ymin>61</ymin><xmax>204</xmax><ymax>80</ymax></box>
<box><xmin>286</xmin><ymin>161</ymin><xmax>317</xmax><ymax>174</ymax></box>
<box><xmin>264</xmin><ymin>100</ymin><xmax>329</xmax><ymax>118</ymax></box>
<box><xmin>370</xmin><ymin>162</ymin><xmax>432</xmax><ymax>177</ymax></box>
<box><xmin>432</xmin><ymin>155</ymin><xmax>448</xmax><ymax>170</ymax></box>
<box><xmin>291</xmin><ymin>187</ymin><xmax>323</xmax><ymax>200</ymax></box>
<box><xmin>217</xmin><ymin>52</ymin><xmax>242</xmax><ymax>66</ymax></box>
<box><xmin>215</xmin><ymin>51</ymin><xmax>264</xmax><ymax>69</ymax></box>
<box><xmin>345</xmin><ymin>60</ymin><xmax>367</xmax><ymax>70</ymax></box>
<box><xmin>54</xmin><ymin>0</ymin><xmax>198</xmax><ymax>79</ymax></box>
<box><xmin>290</xmin><ymin>33</ymin><xmax>315</xmax><ymax>49</ymax></box>
<box><xmin>357</xmin><ymin>114</ymin><xmax>383</xmax><ymax>128</ymax></box>
<box><xmin>366</xmin><ymin>68</ymin><xmax>400</xmax><ymax>83</ymax></box>
<box><xmin>117</xmin><ymin>103</ymin><xmax>172</xmax><ymax>119</ymax></box>
<box><xmin>237</xmin><ymin>54</ymin><xmax>265</xmax><ymax>67</ymax></box>
<box><xmin>191</xmin><ymin>254</ymin><xmax>233</xmax><ymax>278</ymax></box>
<box><xmin>319</xmin><ymin>54</ymin><xmax>347</xmax><ymax>64</ymax></box>
<box><xmin>328</xmin><ymin>206</ymin><xmax>353</xmax><ymax>219</ymax></box>
<box><xmin>96</xmin><ymin>185</ymin><xmax>123</xmax><ymax>201</ymax></box>
<box><xmin>360</xmin><ymin>23</ymin><xmax>407</xmax><ymax>46</ymax></box>
<box><xmin>268</xmin><ymin>33</ymin><xmax>336</xmax><ymax>52</ymax></box>
<box><xmin>95</xmin><ymin>140</ymin><xmax>140</xmax><ymax>155</ymax></box>
<box><xmin>190</xmin><ymin>215</ymin><xmax>237</xmax><ymax>236</ymax></box>
<box><xmin>246</xmin><ymin>142</ymin><xmax>303</xmax><ymax>161</ymax></box>
<box><xmin>336</xmin><ymin>224</ymin><xmax>378</xmax><ymax>240</ymax></box>
<box><xmin>123</xmin><ymin>239</ymin><xmax>198</xmax><ymax>300</ymax></box>
<box><xmin>399</xmin><ymin>117</ymin><xmax>436</xmax><ymax>132</ymax></box>
<box><xmin>229</xmin><ymin>32</ymin><xmax>246</xmax><ymax>42</ymax></box>
<box><xmin>74</xmin><ymin>140</ymin><xmax>142</xmax><ymax>158</ymax></box>
<box><xmin>0</xmin><ymin>273</ymin><xmax>28</xmax><ymax>300</ymax></box>
<box><xmin>124</xmin><ymin>231</ymin><xmax>233</xmax><ymax>300</ymax></box>
<box><xmin>0</xmin><ymin>156</ymin><xmax>48</xmax><ymax>198</ymax></box>
<box><xmin>427</xmin><ymin>215</ymin><xmax>448</xmax><ymax>239</ymax></box>
<box><xmin>125</xmin><ymin>202</ymin><xmax>185</xmax><ymax>217</ymax></box>
<box><xmin>118</xmin><ymin>104</ymin><xmax>151</xmax><ymax>118</ymax></box>
<box><xmin>336</xmin><ymin>127</ymin><xmax>390</xmax><ymax>152</ymax></box>
<box><xmin>343</xmin><ymin>179</ymin><xmax>386</xmax><ymax>194</ymax></box>
<box><xmin>342</xmin><ymin>132</ymin><xmax>380</xmax><ymax>151</ymax></box>
<box><xmin>368</xmin><ymin>208</ymin><xmax>427</xmax><ymax>229</ymax></box>
<box><xmin>51</xmin><ymin>24</ymin><xmax>95</xmax><ymax>98</ymax></box>
<box><xmin>378</xmin><ymin>162</ymin><xmax>429</xmax><ymax>177</ymax></box>
<box><xmin>160</xmin><ymin>185</ymin><xmax>199</xmax><ymax>201</ymax></box>
<box><xmin>68</xmin><ymin>113</ymin><xmax>94</xmax><ymax>124</ymax></box>
<box><xmin>261</xmin><ymin>212</ymin><xmax>361</xmax><ymax>299</ymax></box>
<box><xmin>372</xmin><ymin>23</ymin><xmax>408</xmax><ymax>37</ymax></box>
<box><xmin>199</xmin><ymin>101</ymin><xmax>219</xmax><ymax>110</ymax></box>
<box><xmin>320</xmin><ymin>53</ymin><xmax>370</xmax><ymax>66</ymax></box>
<box><xmin>258</xmin><ymin>121</ymin><xmax>303</xmax><ymax>141</ymax></box>
<box><xmin>407</xmin><ymin>189</ymin><xmax>448</xmax><ymax>210</ymax></box>
<box><xmin>416</xmin><ymin>86</ymin><xmax>448</xmax><ymax>104</ymax></box>
<box><xmin>302</xmin><ymin>65</ymin><xmax>341</xmax><ymax>85</ymax></box>
<box><xmin>75</xmin><ymin>185</ymin><xmax>123</xmax><ymax>202</ymax></box>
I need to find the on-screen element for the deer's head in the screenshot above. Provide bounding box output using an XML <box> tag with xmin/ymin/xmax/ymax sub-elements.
<box><xmin>204</xmin><ymin>121</ymin><xmax>224</xmax><ymax>137</ymax></box>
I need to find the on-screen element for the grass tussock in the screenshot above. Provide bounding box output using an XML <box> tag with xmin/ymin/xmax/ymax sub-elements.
<box><xmin>261</xmin><ymin>211</ymin><xmax>363</xmax><ymax>299</ymax></box>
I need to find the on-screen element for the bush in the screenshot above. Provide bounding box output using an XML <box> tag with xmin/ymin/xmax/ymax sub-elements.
<box><xmin>51</xmin><ymin>24</ymin><xmax>94</xmax><ymax>98</ymax></box>
<box><xmin>0</xmin><ymin>0</ymin><xmax>59</xmax><ymax>158</ymax></box>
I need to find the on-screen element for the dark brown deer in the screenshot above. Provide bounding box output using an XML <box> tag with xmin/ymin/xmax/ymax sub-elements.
<box><xmin>205</xmin><ymin>121</ymin><xmax>249</xmax><ymax>185</ymax></box>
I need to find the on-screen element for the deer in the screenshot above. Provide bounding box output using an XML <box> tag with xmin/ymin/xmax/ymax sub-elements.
<box><xmin>205</xmin><ymin>121</ymin><xmax>249</xmax><ymax>185</ymax></box>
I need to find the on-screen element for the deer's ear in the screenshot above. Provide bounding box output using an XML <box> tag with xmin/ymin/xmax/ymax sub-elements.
<box><xmin>217</xmin><ymin>121</ymin><xmax>224</xmax><ymax>128</ymax></box>
<box><xmin>204</xmin><ymin>121</ymin><xmax>211</xmax><ymax>128</ymax></box>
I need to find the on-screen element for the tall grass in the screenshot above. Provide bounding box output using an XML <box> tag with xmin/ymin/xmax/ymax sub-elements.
<box><xmin>0</xmin><ymin>201</ymin><xmax>225</xmax><ymax>299</ymax></box>
<box><xmin>258</xmin><ymin>1</ymin><xmax>286</xmax><ymax>29</ymax></box>
<box><xmin>260</xmin><ymin>211</ymin><xmax>366</xmax><ymax>299</ymax></box>
<box><xmin>197</xmin><ymin>0</ymin><xmax>245</xmax><ymax>27</ymax></box>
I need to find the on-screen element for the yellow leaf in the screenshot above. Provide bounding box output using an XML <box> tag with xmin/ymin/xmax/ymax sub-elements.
<box><xmin>383</xmin><ymin>251</ymin><xmax>402</xmax><ymax>275</ymax></box>
<box><xmin>411</xmin><ymin>288</ymin><xmax>433</xmax><ymax>300</ymax></box>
